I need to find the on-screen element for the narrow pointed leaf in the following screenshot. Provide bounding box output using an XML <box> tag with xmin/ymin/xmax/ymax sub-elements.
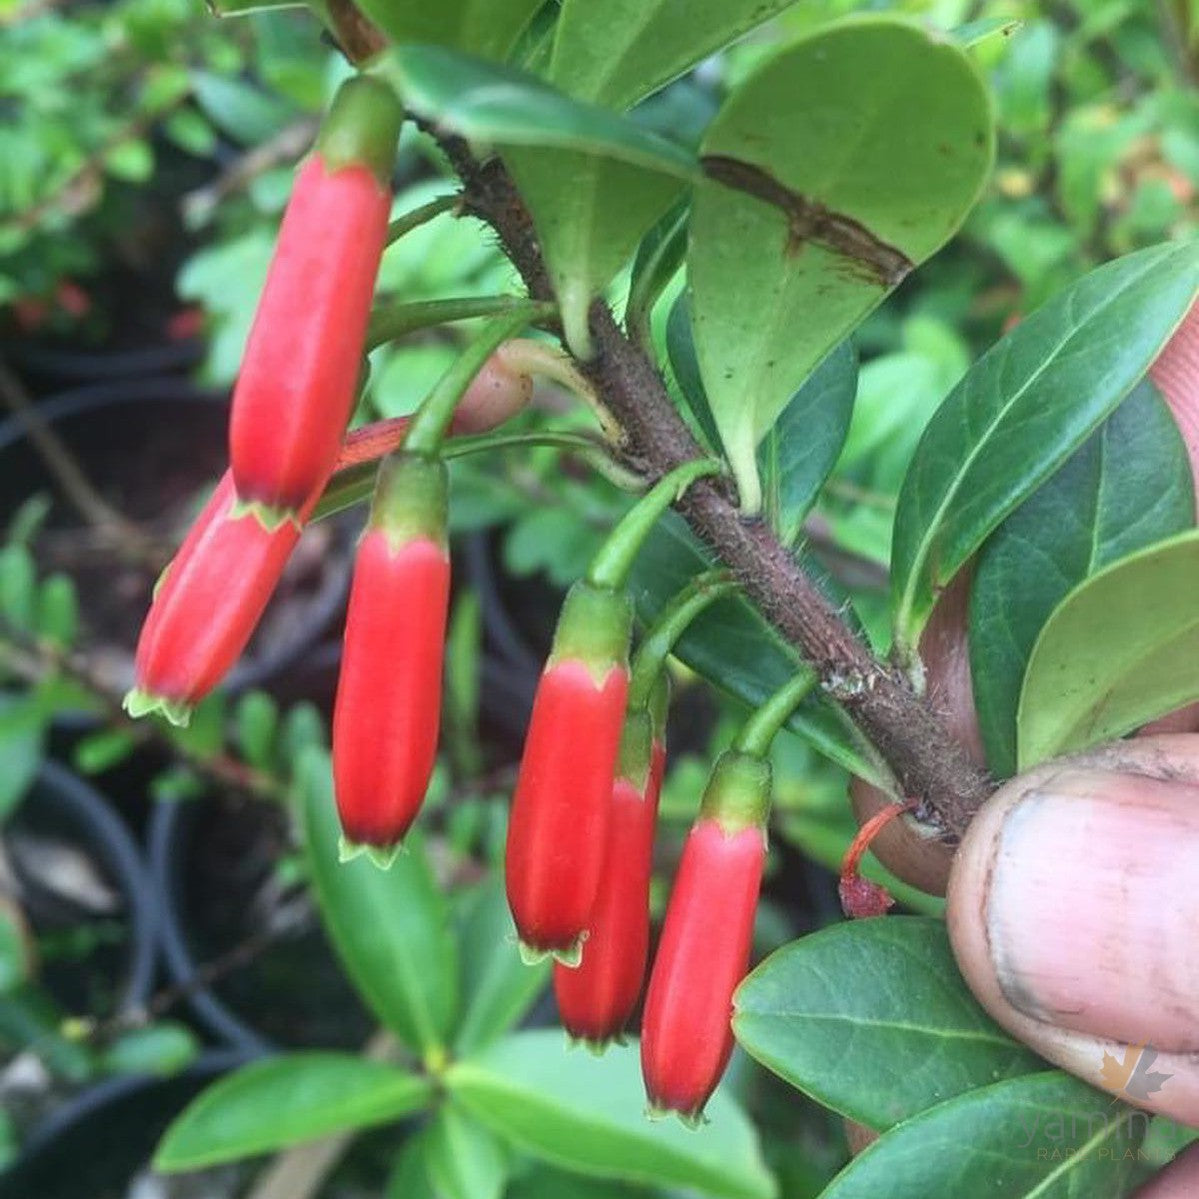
<box><xmin>892</xmin><ymin>241</ymin><xmax>1199</xmax><ymax>656</ymax></box>
<box><xmin>549</xmin><ymin>0</ymin><xmax>801</xmax><ymax>111</ymax></box>
<box><xmin>1018</xmin><ymin>529</ymin><xmax>1199</xmax><ymax>768</ymax></box>
<box><xmin>689</xmin><ymin>19</ymin><xmax>993</xmax><ymax>512</ymax></box>
<box><xmin>817</xmin><ymin>1072</ymin><xmax>1144</xmax><ymax>1198</ymax></box>
<box><xmin>733</xmin><ymin>918</ymin><xmax>1043</xmax><ymax>1131</ymax></box>
<box><xmin>300</xmin><ymin>749</ymin><xmax>458</xmax><ymax>1054</ymax></box>
<box><xmin>447</xmin><ymin>1031</ymin><xmax>775</xmax><ymax>1199</ymax></box>
<box><xmin>970</xmin><ymin>380</ymin><xmax>1194</xmax><ymax>777</ymax></box>
<box><xmin>155</xmin><ymin>1054</ymin><xmax>432</xmax><ymax>1171</ymax></box>
<box><xmin>426</xmin><ymin>1103</ymin><xmax>510</xmax><ymax>1199</ymax></box>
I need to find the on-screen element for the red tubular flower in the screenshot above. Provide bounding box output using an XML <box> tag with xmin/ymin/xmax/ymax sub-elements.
<box><xmin>229</xmin><ymin>77</ymin><xmax>402</xmax><ymax>519</ymax></box>
<box><xmin>125</xmin><ymin>471</ymin><xmax>306</xmax><ymax>724</ymax></box>
<box><xmin>641</xmin><ymin>751</ymin><xmax>769</xmax><ymax>1124</ymax></box>
<box><xmin>332</xmin><ymin>453</ymin><xmax>449</xmax><ymax>850</ymax></box>
<box><xmin>505</xmin><ymin>582</ymin><xmax>632</xmax><ymax>963</ymax></box>
<box><xmin>553</xmin><ymin>719</ymin><xmax>665</xmax><ymax>1044</ymax></box>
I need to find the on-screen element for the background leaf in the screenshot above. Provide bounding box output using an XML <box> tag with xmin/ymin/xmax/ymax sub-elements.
<box><xmin>688</xmin><ymin>19</ymin><xmax>993</xmax><ymax>512</ymax></box>
<box><xmin>156</xmin><ymin>1053</ymin><xmax>432</xmax><ymax>1171</ymax></box>
<box><xmin>733</xmin><ymin>918</ymin><xmax>1043</xmax><ymax>1131</ymax></box>
<box><xmin>453</xmin><ymin>876</ymin><xmax>549</xmax><ymax>1056</ymax></box>
<box><xmin>1018</xmin><ymin>529</ymin><xmax>1199</xmax><ymax>767</ymax></box>
<box><xmin>816</xmin><ymin>1071</ymin><xmax>1144</xmax><ymax>1198</ymax></box>
<box><xmin>300</xmin><ymin>749</ymin><xmax>459</xmax><ymax>1055</ymax></box>
<box><xmin>426</xmin><ymin>1102</ymin><xmax>510</xmax><ymax>1199</ymax></box>
<box><xmin>548</xmin><ymin>0</ymin><xmax>800</xmax><ymax>111</ymax></box>
<box><xmin>969</xmin><ymin>379</ymin><xmax>1194</xmax><ymax>777</ymax></box>
<box><xmin>630</xmin><ymin>513</ymin><xmax>889</xmax><ymax>787</ymax></box>
<box><xmin>447</xmin><ymin>1030</ymin><xmax>775</xmax><ymax>1199</ymax></box>
<box><xmin>891</xmin><ymin>240</ymin><xmax>1199</xmax><ymax>655</ymax></box>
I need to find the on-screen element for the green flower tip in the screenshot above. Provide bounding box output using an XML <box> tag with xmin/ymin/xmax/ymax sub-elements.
<box><xmin>338</xmin><ymin>834</ymin><xmax>405</xmax><ymax>869</ymax></box>
<box><xmin>229</xmin><ymin>496</ymin><xmax>302</xmax><ymax>534</ymax></box>
<box><xmin>518</xmin><ymin>935</ymin><xmax>585</xmax><ymax>969</ymax></box>
<box><xmin>566</xmin><ymin>1032</ymin><xmax>622</xmax><ymax>1057</ymax></box>
<box><xmin>645</xmin><ymin>1101</ymin><xmax>707</xmax><ymax>1130</ymax></box>
<box><xmin>123</xmin><ymin>688</ymin><xmax>192</xmax><ymax>728</ymax></box>
<box><xmin>317</xmin><ymin>75</ymin><xmax>404</xmax><ymax>187</ymax></box>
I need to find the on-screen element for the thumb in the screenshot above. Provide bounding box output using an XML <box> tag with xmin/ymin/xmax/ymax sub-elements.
<box><xmin>947</xmin><ymin>735</ymin><xmax>1199</xmax><ymax>1127</ymax></box>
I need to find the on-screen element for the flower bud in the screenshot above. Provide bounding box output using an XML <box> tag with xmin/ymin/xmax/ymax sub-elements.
<box><xmin>125</xmin><ymin>472</ymin><xmax>303</xmax><ymax>724</ymax></box>
<box><xmin>229</xmin><ymin>78</ymin><xmax>402</xmax><ymax>519</ymax></box>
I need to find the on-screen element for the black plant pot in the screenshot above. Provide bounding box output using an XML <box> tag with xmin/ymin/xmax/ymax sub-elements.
<box><xmin>0</xmin><ymin>1048</ymin><xmax>254</xmax><ymax>1199</ymax></box>
<box><xmin>147</xmin><ymin>796</ymin><xmax>371</xmax><ymax>1056</ymax></box>
<box><xmin>8</xmin><ymin>761</ymin><xmax>158</xmax><ymax>1019</ymax></box>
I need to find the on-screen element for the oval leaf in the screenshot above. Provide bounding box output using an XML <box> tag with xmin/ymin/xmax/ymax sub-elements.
<box><xmin>453</xmin><ymin>876</ymin><xmax>550</xmax><ymax>1056</ymax></box>
<box><xmin>629</xmin><ymin>513</ymin><xmax>890</xmax><ymax>787</ymax></box>
<box><xmin>817</xmin><ymin>1071</ymin><xmax>1145</xmax><ymax>1197</ymax></box>
<box><xmin>300</xmin><ymin>749</ymin><xmax>459</xmax><ymax>1054</ymax></box>
<box><xmin>1018</xmin><ymin>529</ymin><xmax>1199</xmax><ymax>768</ymax></box>
<box><xmin>155</xmin><ymin>1053</ymin><xmax>432</xmax><ymax>1171</ymax></box>
<box><xmin>733</xmin><ymin>917</ymin><xmax>1043</xmax><ymax>1131</ymax></box>
<box><xmin>447</xmin><ymin>1030</ymin><xmax>775</xmax><ymax>1199</ymax></box>
<box><xmin>892</xmin><ymin>240</ymin><xmax>1199</xmax><ymax>657</ymax></box>
<box><xmin>689</xmin><ymin>19</ymin><xmax>993</xmax><ymax>512</ymax></box>
<box><xmin>969</xmin><ymin>379</ymin><xmax>1194</xmax><ymax>777</ymax></box>
<box><xmin>549</xmin><ymin>0</ymin><xmax>801</xmax><ymax>111</ymax></box>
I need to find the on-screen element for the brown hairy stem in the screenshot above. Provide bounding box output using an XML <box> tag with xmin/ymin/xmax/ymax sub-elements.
<box><xmin>439</xmin><ymin>133</ymin><xmax>993</xmax><ymax>839</ymax></box>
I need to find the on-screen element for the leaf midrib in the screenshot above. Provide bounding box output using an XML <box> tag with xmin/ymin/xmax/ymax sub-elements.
<box><xmin>739</xmin><ymin>1009</ymin><xmax>1021</xmax><ymax>1049</ymax></box>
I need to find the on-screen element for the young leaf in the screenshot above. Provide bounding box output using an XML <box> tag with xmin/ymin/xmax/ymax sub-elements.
<box><xmin>891</xmin><ymin>240</ymin><xmax>1199</xmax><ymax>657</ymax></box>
<box><xmin>759</xmin><ymin>341</ymin><xmax>857</xmax><ymax>545</ymax></box>
<box><xmin>351</xmin><ymin>0</ymin><xmax>543</xmax><ymax>62</ymax></box>
<box><xmin>300</xmin><ymin>749</ymin><xmax>459</xmax><ymax>1055</ymax></box>
<box><xmin>817</xmin><ymin>1071</ymin><xmax>1144</xmax><ymax>1198</ymax></box>
<box><xmin>0</xmin><ymin>694</ymin><xmax>45</xmax><ymax>824</ymax></box>
<box><xmin>969</xmin><ymin>379</ymin><xmax>1194</xmax><ymax>777</ymax></box>
<box><xmin>626</xmin><ymin>198</ymin><xmax>689</xmax><ymax>343</ymax></box>
<box><xmin>155</xmin><ymin>1053</ymin><xmax>432</xmax><ymax>1172</ymax></box>
<box><xmin>733</xmin><ymin>918</ymin><xmax>1043</xmax><ymax>1131</ymax></box>
<box><xmin>688</xmin><ymin>19</ymin><xmax>993</xmax><ymax>512</ymax></box>
<box><xmin>1018</xmin><ymin>529</ymin><xmax>1199</xmax><ymax>768</ymax></box>
<box><xmin>447</xmin><ymin>1030</ymin><xmax>775</xmax><ymax>1199</ymax></box>
<box><xmin>391</xmin><ymin>45</ymin><xmax>697</xmax><ymax>355</ymax></box>
<box><xmin>630</xmin><ymin>513</ymin><xmax>890</xmax><ymax>787</ymax></box>
<box><xmin>666</xmin><ymin>295</ymin><xmax>721</xmax><ymax>451</ymax></box>
<box><xmin>235</xmin><ymin>690</ymin><xmax>279</xmax><ymax>772</ymax></box>
<box><xmin>426</xmin><ymin>1102</ymin><xmax>510</xmax><ymax>1199</ymax></box>
<box><xmin>453</xmin><ymin>876</ymin><xmax>550</xmax><ymax>1056</ymax></box>
<box><xmin>548</xmin><ymin>0</ymin><xmax>801</xmax><ymax>111</ymax></box>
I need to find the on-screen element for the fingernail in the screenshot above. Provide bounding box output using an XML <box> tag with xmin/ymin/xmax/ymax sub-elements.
<box><xmin>985</xmin><ymin>770</ymin><xmax>1199</xmax><ymax>1049</ymax></box>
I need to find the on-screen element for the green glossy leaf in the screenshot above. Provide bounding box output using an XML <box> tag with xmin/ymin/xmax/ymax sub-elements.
<box><xmin>453</xmin><ymin>877</ymin><xmax>549</xmax><ymax>1056</ymax></box>
<box><xmin>666</xmin><ymin>295</ymin><xmax>720</xmax><ymax>451</ymax></box>
<box><xmin>689</xmin><ymin>19</ymin><xmax>993</xmax><ymax>512</ymax></box>
<box><xmin>549</xmin><ymin>0</ymin><xmax>800</xmax><ymax>111</ymax></box>
<box><xmin>426</xmin><ymin>1103</ymin><xmax>509</xmax><ymax>1199</ymax></box>
<box><xmin>630</xmin><ymin>513</ymin><xmax>889</xmax><ymax>787</ymax></box>
<box><xmin>354</xmin><ymin>0</ymin><xmax>542</xmax><ymax>61</ymax></box>
<box><xmin>100</xmin><ymin>1022</ymin><xmax>199</xmax><ymax>1078</ymax></box>
<box><xmin>892</xmin><ymin>241</ymin><xmax>1199</xmax><ymax>656</ymax></box>
<box><xmin>733</xmin><ymin>918</ymin><xmax>1042</xmax><ymax>1131</ymax></box>
<box><xmin>760</xmin><ymin>341</ymin><xmax>857</xmax><ymax>545</ymax></box>
<box><xmin>392</xmin><ymin>45</ymin><xmax>696</xmax><ymax>354</ymax></box>
<box><xmin>626</xmin><ymin>198</ymin><xmax>689</xmax><ymax>343</ymax></box>
<box><xmin>817</xmin><ymin>1071</ymin><xmax>1144</xmax><ymax>1197</ymax></box>
<box><xmin>0</xmin><ymin>695</ymin><xmax>44</xmax><ymax>824</ymax></box>
<box><xmin>300</xmin><ymin>749</ymin><xmax>458</xmax><ymax>1054</ymax></box>
<box><xmin>970</xmin><ymin>380</ymin><xmax>1194</xmax><ymax>777</ymax></box>
<box><xmin>386</xmin><ymin>1125</ymin><xmax>438</xmax><ymax>1199</ymax></box>
<box><xmin>448</xmin><ymin>1031</ymin><xmax>775</xmax><ymax>1199</ymax></box>
<box><xmin>156</xmin><ymin>1053</ymin><xmax>432</xmax><ymax>1171</ymax></box>
<box><xmin>1018</xmin><ymin>529</ymin><xmax>1199</xmax><ymax>768</ymax></box>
